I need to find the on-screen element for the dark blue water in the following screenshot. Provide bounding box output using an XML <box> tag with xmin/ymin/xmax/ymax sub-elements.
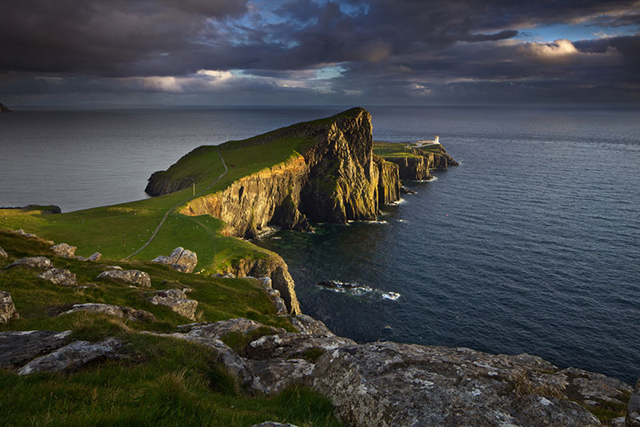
<box><xmin>258</xmin><ymin>106</ymin><xmax>640</xmax><ymax>384</ymax></box>
<box><xmin>1</xmin><ymin>106</ymin><xmax>639</xmax><ymax>383</ymax></box>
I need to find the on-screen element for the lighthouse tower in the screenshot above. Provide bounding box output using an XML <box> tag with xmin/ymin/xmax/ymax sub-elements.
<box><xmin>434</xmin><ymin>134</ymin><xmax>440</xmax><ymax>144</ymax></box>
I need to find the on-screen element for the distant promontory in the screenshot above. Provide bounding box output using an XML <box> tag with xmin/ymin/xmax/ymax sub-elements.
<box><xmin>0</xmin><ymin>103</ymin><xmax>12</xmax><ymax>113</ymax></box>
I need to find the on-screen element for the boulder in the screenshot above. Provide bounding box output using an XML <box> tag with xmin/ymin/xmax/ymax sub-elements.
<box><xmin>38</xmin><ymin>268</ymin><xmax>77</xmax><ymax>286</ymax></box>
<box><xmin>0</xmin><ymin>291</ymin><xmax>19</xmax><ymax>323</ymax></box>
<box><xmin>309</xmin><ymin>342</ymin><xmax>602</xmax><ymax>427</ymax></box>
<box><xmin>97</xmin><ymin>270</ymin><xmax>151</xmax><ymax>287</ymax></box>
<box><xmin>76</xmin><ymin>252</ymin><xmax>102</xmax><ymax>262</ymax></box>
<box><xmin>106</xmin><ymin>265</ymin><xmax>123</xmax><ymax>270</ymax></box>
<box><xmin>627</xmin><ymin>380</ymin><xmax>640</xmax><ymax>427</ymax></box>
<box><xmin>147</xmin><ymin>289</ymin><xmax>198</xmax><ymax>320</ymax></box>
<box><xmin>18</xmin><ymin>338</ymin><xmax>123</xmax><ymax>375</ymax></box>
<box><xmin>0</xmin><ymin>246</ymin><xmax>7</xmax><ymax>258</ymax></box>
<box><xmin>558</xmin><ymin>367</ymin><xmax>632</xmax><ymax>408</ymax></box>
<box><xmin>6</xmin><ymin>256</ymin><xmax>52</xmax><ymax>270</ymax></box>
<box><xmin>60</xmin><ymin>303</ymin><xmax>156</xmax><ymax>322</ymax></box>
<box><xmin>0</xmin><ymin>330</ymin><xmax>72</xmax><ymax>367</ymax></box>
<box><xmin>11</xmin><ymin>229</ymin><xmax>38</xmax><ymax>239</ymax></box>
<box><xmin>246</xmin><ymin>358</ymin><xmax>315</xmax><ymax>394</ymax></box>
<box><xmin>246</xmin><ymin>333</ymin><xmax>355</xmax><ymax>360</ymax></box>
<box><xmin>144</xmin><ymin>332</ymin><xmax>265</xmax><ymax>393</ymax></box>
<box><xmin>252</xmin><ymin>423</ymin><xmax>299</xmax><ymax>427</ymax></box>
<box><xmin>180</xmin><ymin>318</ymin><xmax>285</xmax><ymax>339</ymax></box>
<box><xmin>50</xmin><ymin>243</ymin><xmax>76</xmax><ymax>258</ymax></box>
<box><xmin>289</xmin><ymin>314</ymin><xmax>334</xmax><ymax>335</ymax></box>
<box><xmin>151</xmin><ymin>247</ymin><xmax>198</xmax><ymax>273</ymax></box>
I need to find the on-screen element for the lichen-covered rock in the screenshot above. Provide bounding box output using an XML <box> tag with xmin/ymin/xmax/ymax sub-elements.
<box><xmin>289</xmin><ymin>314</ymin><xmax>334</xmax><ymax>336</ymax></box>
<box><xmin>11</xmin><ymin>229</ymin><xmax>38</xmax><ymax>239</ymax></box>
<box><xmin>97</xmin><ymin>269</ymin><xmax>151</xmax><ymax>287</ymax></box>
<box><xmin>251</xmin><ymin>423</ymin><xmax>298</xmax><ymax>427</ymax></box>
<box><xmin>0</xmin><ymin>291</ymin><xmax>19</xmax><ymax>323</ymax></box>
<box><xmin>38</xmin><ymin>268</ymin><xmax>77</xmax><ymax>286</ymax></box>
<box><xmin>6</xmin><ymin>256</ymin><xmax>52</xmax><ymax>270</ymax></box>
<box><xmin>559</xmin><ymin>367</ymin><xmax>632</xmax><ymax>409</ymax></box>
<box><xmin>60</xmin><ymin>303</ymin><xmax>156</xmax><ymax>322</ymax></box>
<box><xmin>246</xmin><ymin>333</ymin><xmax>355</xmax><ymax>360</ymax></box>
<box><xmin>309</xmin><ymin>342</ymin><xmax>603</xmax><ymax>427</ymax></box>
<box><xmin>247</xmin><ymin>358</ymin><xmax>315</xmax><ymax>394</ymax></box>
<box><xmin>0</xmin><ymin>246</ymin><xmax>7</xmax><ymax>258</ymax></box>
<box><xmin>181</xmin><ymin>318</ymin><xmax>284</xmax><ymax>339</ymax></box>
<box><xmin>50</xmin><ymin>243</ymin><xmax>76</xmax><ymax>258</ymax></box>
<box><xmin>18</xmin><ymin>338</ymin><xmax>123</xmax><ymax>375</ymax></box>
<box><xmin>627</xmin><ymin>380</ymin><xmax>640</xmax><ymax>426</ymax></box>
<box><xmin>152</xmin><ymin>247</ymin><xmax>198</xmax><ymax>273</ymax></box>
<box><xmin>77</xmin><ymin>252</ymin><xmax>102</xmax><ymax>262</ymax></box>
<box><xmin>0</xmin><ymin>330</ymin><xmax>72</xmax><ymax>367</ymax></box>
<box><xmin>147</xmin><ymin>289</ymin><xmax>197</xmax><ymax>320</ymax></box>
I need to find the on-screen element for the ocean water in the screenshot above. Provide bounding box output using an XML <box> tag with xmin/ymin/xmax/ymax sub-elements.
<box><xmin>1</xmin><ymin>106</ymin><xmax>639</xmax><ymax>383</ymax></box>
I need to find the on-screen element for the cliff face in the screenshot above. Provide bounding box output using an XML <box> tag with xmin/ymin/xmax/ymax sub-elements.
<box><xmin>385</xmin><ymin>156</ymin><xmax>431</xmax><ymax>181</ymax></box>
<box><xmin>228</xmin><ymin>254</ymin><xmax>300</xmax><ymax>315</ymax></box>
<box><xmin>374</xmin><ymin>155</ymin><xmax>401</xmax><ymax>205</ymax></box>
<box><xmin>145</xmin><ymin>172</ymin><xmax>194</xmax><ymax>197</ymax></box>
<box><xmin>182</xmin><ymin>156</ymin><xmax>310</xmax><ymax>238</ymax></box>
<box><xmin>299</xmin><ymin>110</ymin><xmax>381</xmax><ymax>222</ymax></box>
<box><xmin>179</xmin><ymin>108</ymin><xmax>400</xmax><ymax>238</ymax></box>
<box><xmin>377</xmin><ymin>144</ymin><xmax>458</xmax><ymax>181</ymax></box>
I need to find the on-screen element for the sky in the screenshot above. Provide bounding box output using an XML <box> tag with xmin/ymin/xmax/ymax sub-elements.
<box><xmin>1</xmin><ymin>0</ymin><xmax>639</xmax><ymax>106</ymax></box>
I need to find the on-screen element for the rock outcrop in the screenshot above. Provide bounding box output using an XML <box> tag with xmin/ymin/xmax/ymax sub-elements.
<box><xmin>38</xmin><ymin>268</ymin><xmax>77</xmax><ymax>286</ymax></box>
<box><xmin>147</xmin><ymin>288</ymin><xmax>198</xmax><ymax>320</ymax></box>
<box><xmin>50</xmin><ymin>243</ymin><xmax>76</xmax><ymax>258</ymax></box>
<box><xmin>151</xmin><ymin>247</ymin><xmax>198</xmax><ymax>273</ymax></box>
<box><xmin>0</xmin><ymin>102</ymin><xmax>11</xmax><ymax>113</ymax></box>
<box><xmin>153</xmin><ymin>109</ymin><xmax>400</xmax><ymax>238</ymax></box>
<box><xmin>228</xmin><ymin>254</ymin><xmax>300</xmax><ymax>315</ymax></box>
<box><xmin>0</xmin><ymin>330</ymin><xmax>72</xmax><ymax>367</ymax></box>
<box><xmin>97</xmin><ymin>269</ymin><xmax>151</xmax><ymax>287</ymax></box>
<box><xmin>18</xmin><ymin>338</ymin><xmax>123</xmax><ymax>375</ymax></box>
<box><xmin>6</xmin><ymin>256</ymin><xmax>52</xmax><ymax>270</ymax></box>
<box><xmin>0</xmin><ymin>246</ymin><xmax>7</xmax><ymax>258</ymax></box>
<box><xmin>0</xmin><ymin>291</ymin><xmax>19</xmax><ymax>323</ymax></box>
<box><xmin>308</xmin><ymin>341</ymin><xmax>628</xmax><ymax>427</ymax></box>
<box><xmin>76</xmin><ymin>252</ymin><xmax>102</xmax><ymax>262</ymax></box>
<box><xmin>60</xmin><ymin>303</ymin><xmax>156</xmax><ymax>322</ymax></box>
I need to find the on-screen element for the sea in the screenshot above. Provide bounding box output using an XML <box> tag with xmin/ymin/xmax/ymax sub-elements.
<box><xmin>1</xmin><ymin>105</ymin><xmax>639</xmax><ymax>383</ymax></box>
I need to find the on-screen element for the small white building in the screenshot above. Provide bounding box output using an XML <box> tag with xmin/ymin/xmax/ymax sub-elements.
<box><xmin>407</xmin><ymin>134</ymin><xmax>440</xmax><ymax>148</ymax></box>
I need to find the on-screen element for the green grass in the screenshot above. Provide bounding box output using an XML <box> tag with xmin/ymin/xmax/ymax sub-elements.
<box><xmin>0</xmin><ymin>124</ymin><xmax>317</xmax><ymax>273</ymax></box>
<box><xmin>0</xmin><ymin>230</ymin><xmax>342</xmax><ymax>426</ymax></box>
<box><xmin>373</xmin><ymin>141</ymin><xmax>447</xmax><ymax>159</ymax></box>
<box><xmin>0</xmin><ymin>333</ymin><xmax>342</xmax><ymax>426</ymax></box>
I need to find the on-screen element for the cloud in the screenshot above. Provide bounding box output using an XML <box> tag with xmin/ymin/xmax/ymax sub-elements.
<box><xmin>1</xmin><ymin>0</ymin><xmax>639</xmax><ymax>105</ymax></box>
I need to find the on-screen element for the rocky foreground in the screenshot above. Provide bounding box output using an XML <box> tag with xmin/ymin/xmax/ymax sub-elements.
<box><xmin>1</xmin><ymin>231</ymin><xmax>639</xmax><ymax>426</ymax></box>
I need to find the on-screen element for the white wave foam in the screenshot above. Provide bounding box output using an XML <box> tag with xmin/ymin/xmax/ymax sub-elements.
<box><xmin>316</xmin><ymin>280</ymin><xmax>400</xmax><ymax>301</ymax></box>
<box><xmin>390</xmin><ymin>198</ymin><xmax>407</xmax><ymax>205</ymax></box>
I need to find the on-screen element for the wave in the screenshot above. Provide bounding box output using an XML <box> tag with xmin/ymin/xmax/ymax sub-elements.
<box><xmin>389</xmin><ymin>198</ymin><xmax>407</xmax><ymax>205</ymax></box>
<box><xmin>413</xmin><ymin>176</ymin><xmax>438</xmax><ymax>183</ymax></box>
<box><xmin>316</xmin><ymin>280</ymin><xmax>401</xmax><ymax>301</ymax></box>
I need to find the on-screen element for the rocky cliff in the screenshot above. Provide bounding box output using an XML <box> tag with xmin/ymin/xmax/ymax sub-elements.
<box><xmin>177</xmin><ymin>108</ymin><xmax>401</xmax><ymax>238</ymax></box>
<box><xmin>380</xmin><ymin>145</ymin><xmax>458</xmax><ymax>181</ymax></box>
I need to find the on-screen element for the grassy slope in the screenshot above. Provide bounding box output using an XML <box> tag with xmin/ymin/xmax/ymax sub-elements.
<box><xmin>0</xmin><ymin>111</ymin><xmax>360</xmax><ymax>425</ymax></box>
<box><xmin>0</xmin><ymin>131</ymin><xmax>316</xmax><ymax>272</ymax></box>
<box><xmin>0</xmin><ymin>230</ymin><xmax>342</xmax><ymax>426</ymax></box>
<box><xmin>373</xmin><ymin>141</ymin><xmax>446</xmax><ymax>158</ymax></box>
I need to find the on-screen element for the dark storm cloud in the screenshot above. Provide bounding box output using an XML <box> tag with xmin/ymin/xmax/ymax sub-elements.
<box><xmin>1</xmin><ymin>0</ymin><xmax>639</xmax><ymax>104</ymax></box>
